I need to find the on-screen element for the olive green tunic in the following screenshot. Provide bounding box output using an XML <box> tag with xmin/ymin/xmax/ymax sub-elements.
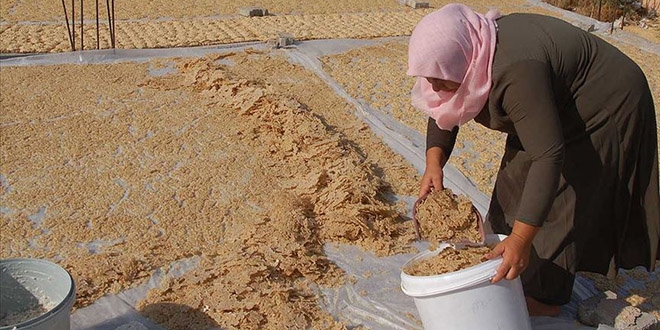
<box><xmin>426</xmin><ymin>13</ymin><xmax>659</xmax><ymax>304</ymax></box>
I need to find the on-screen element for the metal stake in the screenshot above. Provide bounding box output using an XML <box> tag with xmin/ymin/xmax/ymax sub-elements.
<box><xmin>80</xmin><ymin>0</ymin><xmax>83</xmax><ymax>50</ymax></box>
<box><xmin>61</xmin><ymin>0</ymin><xmax>74</xmax><ymax>50</ymax></box>
<box><xmin>72</xmin><ymin>0</ymin><xmax>76</xmax><ymax>50</ymax></box>
<box><xmin>96</xmin><ymin>0</ymin><xmax>100</xmax><ymax>49</ymax></box>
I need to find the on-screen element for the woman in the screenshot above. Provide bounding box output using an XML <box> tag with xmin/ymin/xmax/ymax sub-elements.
<box><xmin>408</xmin><ymin>3</ymin><xmax>659</xmax><ymax>316</ymax></box>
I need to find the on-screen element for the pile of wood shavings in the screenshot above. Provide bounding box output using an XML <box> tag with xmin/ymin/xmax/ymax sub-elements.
<box><xmin>0</xmin><ymin>52</ymin><xmax>419</xmax><ymax>330</ymax></box>
<box><xmin>133</xmin><ymin>55</ymin><xmax>415</xmax><ymax>329</ymax></box>
<box><xmin>403</xmin><ymin>246</ymin><xmax>491</xmax><ymax>276</ymax></box>
<box><xmin>414</xmin><ymin>189</ymin><xmax>481</xmax><ymax>246</ymax></box>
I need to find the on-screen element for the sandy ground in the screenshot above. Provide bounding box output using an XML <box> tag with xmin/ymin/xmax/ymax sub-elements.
<box><xmin>1</xmin><ymin>0</ymin><xmax>659</xmax><ymax>329</ymax></box>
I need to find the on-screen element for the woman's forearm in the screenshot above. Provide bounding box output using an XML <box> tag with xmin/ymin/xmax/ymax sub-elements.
<box><xmin>426</xmin><ymin>146</ymin><xmax>448</xmax><ymax>169</ymax></box>
<box><xmin>510</xmin><ymin>220</ymin><xmax>541</xmax><ymax>245</ymax></box>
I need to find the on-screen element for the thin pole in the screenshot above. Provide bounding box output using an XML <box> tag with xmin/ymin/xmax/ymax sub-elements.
<box><xmin>72</xmin><ymin>0</ymin><xmax>76</xmax><ymax>50</ymax></box>
<box><xmin>61</xmin><ymin>0</ymin><xmax>74</xmax><ymax>50</ymax></box>
<box><xmin>80</xmin><ymin>0</ymin><xmax>83</xmax><ymax>50</ymax></box>
<box><xmin>106</xmin><ymin>0</ymin><xmax>114</xmax><ymax>48</ymax></box>
<box><xmin>621</xmin><ymin>10</ymin><xmax>625</xmax><ymax>31</ymax></box>
<box><xmin>598</xmin><ymin>0</ymin><xmax>602</xmax><ymax>21</ymax></box>
<box><xmin>111</xmin><ymin>0</ymin><xmax>116</xmax><ymax>48</ymax></box>
<box><xmin>96</xmin><ymin>0</ymin><xmax>100</xmax><ymax>49</ymax></box>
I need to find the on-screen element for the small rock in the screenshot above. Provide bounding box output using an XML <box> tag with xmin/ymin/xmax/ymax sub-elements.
<box><xmin>613</xmin><ymin>16</ymin><xmax>624</xmax><ymax>30</ymax></box>
<box><xmin>573</xmin><ymin>21</ymin><xmax>596</xmax><ymax>32</ymax></box>
<box><xmin>648</xmin><ymin>9</ymin><xmax>657</xmax><ymax>19</ymax></box>
<box><xmin>614</xmin><ymin>307</ymin><xmax>658</xmax><ymax>330</ymax></box>
<box><xmin>239</xmin><ymin>7</ymin><xmax>268</xmax><ymax>17</ymax></box>
<box><xmin>579</xmin><ymin>291</ymin><xmax>623</xmax><ymax>326</ymax></box>
<box><xmin>399</xmin><ymin>0</ymin><xmax>429</xmax><ymax>9</ymax></box>
<box><xmin>276</xmin><ymin>32</ymin><xmax>294</xmax><ymax>48</ymax></box>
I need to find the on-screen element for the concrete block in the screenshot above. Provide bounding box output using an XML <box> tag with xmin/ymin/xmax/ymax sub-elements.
<box><xmin>276</xmin><ymin>33</ymin><xmax>295</xmax><ymax>48</ymax></box>
<box><xmin>401</xmin><ymin>0</ymin><xmax>429</xmax><ymax>9</ymax></box>
<box><xmin>239</xmin><ymin>7</ymin><xmax>268</xmax><ymax>17</ymax></box>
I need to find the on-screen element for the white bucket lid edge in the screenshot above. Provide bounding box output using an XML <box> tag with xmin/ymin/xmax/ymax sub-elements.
<box><xmin>400</xmin><ymin>258</ymin><xmax>500</xmax><ymax>297</ymax></box>
<box><xmin>399</xmin><ymin>234</ymin><xmax>507</xmax><ymax>297</ymax></box>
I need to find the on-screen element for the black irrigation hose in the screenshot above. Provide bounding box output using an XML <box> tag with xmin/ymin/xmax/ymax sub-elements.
<box><xmin>61</xmin><ymin>0</ymin><xmax>74</xmax><ymax>51</ymax></box>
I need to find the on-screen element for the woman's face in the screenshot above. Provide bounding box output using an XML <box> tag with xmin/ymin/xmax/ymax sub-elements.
<box><xmin>425</xmin><ymin>77</ymin><xmax>460</xmax><ymax>92</ymax></box>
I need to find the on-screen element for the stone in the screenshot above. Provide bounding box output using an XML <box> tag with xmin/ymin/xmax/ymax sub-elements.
<box><xmin>276</xmin><ymin>32</ymin><xmax>295</xmax><ymax>48</ymax></box>
<box><xmin>579</xmin><ymin>291</ymin><xmax>626</xmax><ymax>326</ymax></box>
<box><xmin>578</xmin><ymin>291</ymin><xmax>659</xmax><ymax>330</ymax></box>
<box><xmin>573</xmin><ymin>21</ymin><xmax>596</xmax><ymax>32</ymax></box>
<box><xmin>239</xmin><ymin>7</ymin><xmax>268</xmax><ymax>17</ymax></box>
<box><xmin>399</xmin><ymin>0</ymin><xmax>429</xmax><ymax>9</ymax></box>
<box><xmin>614</xmin><ymin>306</ymin><xmax>658</xmax><ymax>330</ymax></box>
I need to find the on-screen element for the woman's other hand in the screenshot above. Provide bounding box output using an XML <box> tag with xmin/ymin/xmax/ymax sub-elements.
<box><xmin>420</xmin><ymin>147</ymin><xmax>448</xmax><ymax>198</ymax></box>
<box><xmin>485</xmin><ymin>220</ymin><xmax>540</xmax><ymax>283</ymax></box>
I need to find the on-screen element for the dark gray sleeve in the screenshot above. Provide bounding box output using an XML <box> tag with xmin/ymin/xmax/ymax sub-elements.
<box><xmin>501</xmin><ymin>60</ymin><xmax>565</xmax><ymax>227</ymax></box>
<box><xmin>426</xmin><ymin>117</ymin><xmax>459</xmax><ymax>156</ymax></box>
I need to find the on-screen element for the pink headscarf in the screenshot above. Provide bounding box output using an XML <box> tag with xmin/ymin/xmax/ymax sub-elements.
<box><xmin>407</xmin><ymin>4</ymin><xmax>501</xmax><ymax>130</ymax></box>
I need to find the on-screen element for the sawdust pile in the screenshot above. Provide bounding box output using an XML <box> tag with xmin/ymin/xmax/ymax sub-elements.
<box><xmin>0</xmin><ymin>51</ymin><xmax>421</xmax><ymax>329</ymax></box>
<box><xmin>414</xmin><ymin>189</ymin><xmax>482</xmax><ymax>245</ymax></box>
<box><xmin>164</xmin><ymin>54</ymin><xmax>414</xmax><ymax>253</ymax></box>
<box><xmin>403</xmin><ymin>246</ymin><xmax>491</xmax><ymax>276</ymax></box>
<box><xmin>132</xmin><ymin>54</ymin><xmax>417</xmax><ymax>329</ymax></box>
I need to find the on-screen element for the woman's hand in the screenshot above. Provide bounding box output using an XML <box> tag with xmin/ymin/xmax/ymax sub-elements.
<box><xmin>485</xmin><ymin>221</ymin><xmax>539</xmax><ymax>283</ymax></box>
<box><xmin>419</xmin><ymin>164</ymin><xmax>444</xmax><ymax>198</ymax></box>
<box><xmin>420</xmin><ymin>147</ymin><xmax>448</xmax><ymax>198</ymax></box>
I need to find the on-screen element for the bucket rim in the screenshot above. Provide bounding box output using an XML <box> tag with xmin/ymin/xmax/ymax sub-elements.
<box><xmin>399</xmin><ymin>234</ymin><xmax>506</xmax><ymax>297</ymax></box>
<box><xmin>0</xmin><ymin>258</ymin><xmax>76</xmax><ymax>330</ymax></box>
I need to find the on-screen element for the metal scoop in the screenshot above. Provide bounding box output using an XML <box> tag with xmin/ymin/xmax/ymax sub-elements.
<box><xmin>412</xmin><ymin>190</ymin><xmax>485</xmax><ymax>247</ymax></box>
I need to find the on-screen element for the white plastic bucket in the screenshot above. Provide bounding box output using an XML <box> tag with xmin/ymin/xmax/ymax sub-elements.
<box><xmin>0</xmin><ymin>258</ymin><xmax>76</xmax><ymax>330</ymax></box>
<box><xmin>401</xmin><ymin>234</ymin><xmax>532</xmax><ymax>330</ymax></box>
